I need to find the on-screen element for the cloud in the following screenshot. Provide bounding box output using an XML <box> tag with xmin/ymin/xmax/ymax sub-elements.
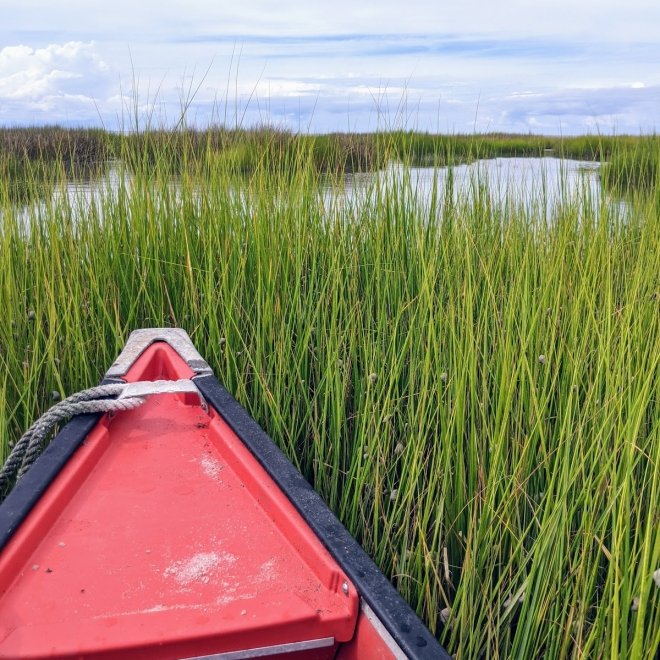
<box><xmin>0</xmin><ymin>42</ymin><xmax>113</xmax><ymax>123</ymax></box>
<box><xmin>498</xmin><ymin>85</ymin><xmax>660</xmax><ymax>133</ymax></box>
<box><xmin>6</xmin><ymin>2</ymin><xmax>660</xmax><ymax>51</ymax></box>
<box><xmin>222</xmin><ymin>80</ymin><xmax>660</xmax><ymax>134</ymax></box>
<box><xmin>176</xmin><ymin>33</ymin><xmax>587</xmax><ymax>61</ymax></box>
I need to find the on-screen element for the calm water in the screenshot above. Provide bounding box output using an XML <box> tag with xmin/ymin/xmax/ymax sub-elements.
<box><xmin>328</xmin><ymin>157</ymin><xmax>604</xmax><ymax>214</ymax></box>
<box><xmin>19</xmin><ymin>157</ymin><xmax>612</xmax><ymax>225</ymax></box>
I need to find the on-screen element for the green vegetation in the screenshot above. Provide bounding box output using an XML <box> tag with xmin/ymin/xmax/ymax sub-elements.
<box><xmin>1</xmin><ymin>130</ymin><xmax>659</xmax><ymax>657</ymax></box>
<box><xmin>378</xmin><ymin>131</ymin><xmax>615</xmax><ymax>166</ymax></box>
<box><xmin>0</xmin><ymin>127</ymin><xmax>388</xmax><ymax>202</ymax></box>
<box><xmin>2</xmin><ymin>126</ymin><xmax>659</xmax><ymax>203</ymax></box>
<box><xmin>0</xmin><ymin>127</ymin><xmax>111</xmax><ymax>203</ymax></box>
<box><xmin>601</xmin><ymin>135</ymin><xmax>660</xmax><ymax>197</ymax></box>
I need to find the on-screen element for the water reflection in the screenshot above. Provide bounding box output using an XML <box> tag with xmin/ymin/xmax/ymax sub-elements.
<box><xmin>17</xmin><ymin>157</ymin><xmax>620</xmax><ymax>228</ymax></box>
<box><xmin>329</xmin><ymin>157</ymin><xmax>604</xmax><ymax>214</ymax></box>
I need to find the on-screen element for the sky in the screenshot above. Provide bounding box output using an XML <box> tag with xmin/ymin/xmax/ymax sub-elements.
<box><xmin>1</xmin><ymin>1</ymin><xmax>659</xmax><ymax>134</ymax></box>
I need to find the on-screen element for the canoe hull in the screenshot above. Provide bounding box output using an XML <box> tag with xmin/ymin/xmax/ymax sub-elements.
<box><xmin>0</xmin><ymin>329</ymin><xmax>449</xmax><ymax>660</ymax></box>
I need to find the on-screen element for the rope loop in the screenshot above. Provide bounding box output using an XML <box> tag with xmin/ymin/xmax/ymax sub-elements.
<box><xmin>0</xmin><ymin>384</ymin><xmax>146</xmax><ymax>500</ymax></box>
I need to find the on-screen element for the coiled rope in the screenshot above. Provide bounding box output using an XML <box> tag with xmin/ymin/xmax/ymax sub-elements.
<box><xmin>0</xmin><ymin>384</ymin><xmax>146</xmax><ymax>499</ymax></box>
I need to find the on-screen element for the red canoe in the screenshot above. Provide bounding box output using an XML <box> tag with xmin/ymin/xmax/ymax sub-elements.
<box><xmin>0</xmin><ymin>329</ymin><xmax>449</xmax><ymax>659</ymax></box>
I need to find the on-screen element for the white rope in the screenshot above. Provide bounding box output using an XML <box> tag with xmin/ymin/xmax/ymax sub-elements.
<box><xmin>0</xmin><ymin>384</ymin><xmax>146</xmax><ymax>499</ymax></box>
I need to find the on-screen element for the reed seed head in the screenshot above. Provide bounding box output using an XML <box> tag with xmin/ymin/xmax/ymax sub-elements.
<box><xmin>440</xmin><ymin>607</ymin><xmax>452</xmax><ymax>626</ymax></box>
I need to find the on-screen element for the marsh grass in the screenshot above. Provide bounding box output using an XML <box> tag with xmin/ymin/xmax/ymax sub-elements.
<box><xmin>378</xmin><ymin>131</ymin><xmax>636</xmax><ymax>168</ymax></box>
<box><xmin>0</xmin><ymin>131</ymin><xmax>659</xmax><ymax>658</ymax></box>
<box><xmin>0</xmin><ymin>127</ymin><xmax>111</xmax><ymax>203</ymax></box>
<box><xmin>601</xmin><ymin>136</ymin><xmax>660</xmax><ymax>198</ymax></box>
<box><xmin>5</xmin><ymin>126</ymin><xmax>658</xmax><ymax>202</ymax></box>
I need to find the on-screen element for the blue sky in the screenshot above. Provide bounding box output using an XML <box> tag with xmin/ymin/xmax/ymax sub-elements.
<box><xmin>1</xmin><ymin>1</ymin><xmax>659</xmax><ymax>134</ymax></box>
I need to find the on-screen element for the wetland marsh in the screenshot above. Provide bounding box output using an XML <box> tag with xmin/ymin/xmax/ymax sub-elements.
<box><xmin>1</xmin><ymin>128</ymin><xmax>658</xmax><ymax>658</ymax></box>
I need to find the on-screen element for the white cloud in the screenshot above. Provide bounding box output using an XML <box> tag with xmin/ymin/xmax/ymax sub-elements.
<box><xmin>0</xmin><ymin>42</ymin><xmax>112</xmax><ymax>123</ymax></box>
<box><xmin>497</xmin><ymin>85</ymin><xmax>660</xmax><ymax>133</ymax></box>
<box><xmin>5</xmin><ymin>1</ymin><xmax>660</xmax><ymax>44</ymax></box>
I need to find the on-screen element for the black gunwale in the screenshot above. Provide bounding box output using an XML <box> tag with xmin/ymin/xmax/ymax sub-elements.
<box><xmin>0</xmin><ymin>413</ymin><xmax>102</xmax><ymax>552</ymax></box>
<box><xmin>195</xmin><ymin>375</ymin><xmax>450</xmax><ymax>660</ymax></box>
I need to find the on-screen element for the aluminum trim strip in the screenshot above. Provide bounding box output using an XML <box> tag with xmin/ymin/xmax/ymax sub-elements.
<box><xmin>179</xmin><ymin>637</ymin><xmax>335</xmax><ymax>660</ymax></box>
<box><xmin>361</xmin><ymin>600</ymin><xmax>407</xmax><ymax>660</ymax></box>
<box><xmin>118</xmin><ymin>379</ymin><xmax>208</xmax><ymax>411</ymax></box>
